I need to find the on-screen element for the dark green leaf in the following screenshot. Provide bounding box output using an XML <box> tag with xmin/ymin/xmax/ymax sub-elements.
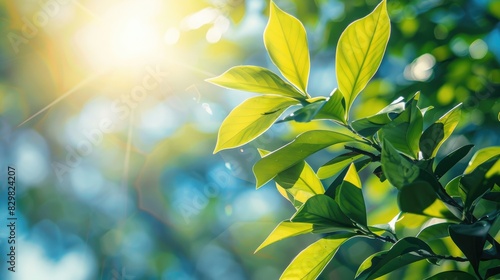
<box><xmin>486</xmin><ymin>265</ymin><xmax>500</xmax><ymax>280</ymax></box>
<box><xmin>336</xmin><ymin>164</ymin><xmax>367</xmax><ymax>227</ymax></box>
<box><xmin>253</xmin><ymin>130</ymin><xmax>358</xmax><ymax>188</ymax></box>
<box><xmin>424</xmin><ymin>271</ymin><xmax>476</xmax><ymax>280</ymax></box>
<box><xmin>398</xmin><ymin>182</ymin><xmax>457</xmax><ymax>220</ymax></box>
<box><xmin>378</xmin><ymin>92</ymin><xmax>423</xmax><ymax>159</ymax></box>
<box><xmin>449</xmin><ymin>220</ymin><xmax>493</xmax><ymax>277</ymax></box>
<box><xmin>373</xmin><ymin>165</ymin><xmax>386</xmax><ymax>182</ymax></box>
<box><xmin>355</xmin><ymin>237</ymin><xmax>436</xmax><ymax>280</ymax></box>
<box><xmin>460</xmin><ymin>156</ymin><xmax>500</xmax><ymax>211</ymax></box>
<box><xmin>381</xmin><ymin>139</ymin><xmax>420</xmax><ymax>189</ymax></box>
<box><xmin>291</xmin><ymin>194</ymin><xmax>355</xmax><ymax>231</ymax></box>
<box><xmin>417</xmin><ymin>223</ymin><xmax>453</xmax><ymax>242</ymax></box>
<box><xmin>435</xmin><ymin>144</ymin><xmax>474</xmax><ymax>179</ymax></box>
<box><xmin>352</xmin><ymin>98</ymin><xmax>405</xmax><ymax>137</ymax></box>
<box><xmin>419</xmin><ymin>104</ymin><xmax>461</xmax><ymax>159</ymax></box>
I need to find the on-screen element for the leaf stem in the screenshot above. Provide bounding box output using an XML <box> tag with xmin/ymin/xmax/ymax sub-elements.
<box><xmin>417</xmin><ymin>251</ymin><xmax>468</xmax><ymax>262</ymax></box>
<box><xmin>342</xmin><ymin>123</ymin><xmax>382</xmax><ymax>152</ymax></box>
<box><xmin>345</xmin><ymin>145</ymin><xmax>381</xmax><ymax>161</ymax></box>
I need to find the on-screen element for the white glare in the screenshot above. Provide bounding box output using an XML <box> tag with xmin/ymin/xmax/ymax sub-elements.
<box><xmin>74</xmin><ymin>2</ymin><xmax>161</xmax><ymax>69</ymax></box>
<box><xmin>404</xmin><ymin>53</ymin><xmax>436</xmax><ymax>82</ymax></box>
<box><xmin>181</xmin><ymin>8</ymin><xmax>219</xmax><ymax>30</ymax></box>
<box><xmin>111</xmin><ymin>18</ymin><xmax>158</xmax><ymax>62</ymax></box>
<box><xmin>164</xmin><ymin>27</ymin><xmax>180</xmax><ymax>45</ymax></box>
<box><xmin>202</xmin><ymin>103</ymin><xmax>213</xmax><ymax>115</ymax></box>
<box><xmin>469</xmin><ymin>39</ymin><xmax>488</xmax><ymax>59</ymax></box>
<box><xmin>206</xmin><ymin>27</ymin><xmax>222</xmax><ymax>43</ymax></box>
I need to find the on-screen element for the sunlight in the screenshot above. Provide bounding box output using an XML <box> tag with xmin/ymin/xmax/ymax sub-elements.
<box><xmin>75</xmin><ymin>1</ymin><xmax>162</xmax><ymax>70</ymax></box>
<box><xmin>110</xmin><ymin>18</ymin><xmax>158</xmax><ymax>63</ymax></box>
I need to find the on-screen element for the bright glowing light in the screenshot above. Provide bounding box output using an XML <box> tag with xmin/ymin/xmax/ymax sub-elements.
<box><xmin>469</xmin><ymin>39</ymin><xmax>488</xmax><ymax>59</ymax></box>
<box><xmin>181</xmin><ymin>8</ymin><xmax>219</xmax><ymax>30</ymax></box>
<box><xmin>110</xmin><ymin>18</ymin><xmax>158</xmax><ymax>62</ymax></box>
<box><xmin>164</xmin><ymin>27</ymin><xmax>180</xmax><ymax>45</ymax></box>
<box><xmin>404</xmin><ymin>53</ymin><xmax>436</xmax><ymax>82</ymax></box>
<box><xmin>74</xmin><ymin>1</ymin><xmax>162</xmax><ymax>70</ymax></box>
<box><xmin>206</xmin><ymin>27</ymin><xmax>222</xmax><ymax>43</ymax></box>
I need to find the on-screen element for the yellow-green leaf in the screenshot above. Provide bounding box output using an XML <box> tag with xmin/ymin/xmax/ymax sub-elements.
<box><xmin>280</xmin><ymin>234</ymin><xmax>355</xmax><ymax>280</ymax></box>
<box><xmin>464</xmin><ymin>146</ymin><xmax>500</xmax><ymax>175</ymax></box>
<box><xmin>214</xmin><ymin>95</ymin><xmax>299</xmax><ymax>153</ymax></box>
<box><xmin>253</xmin><ymin>130</ymin><xmax>359</xmax><ymax>188</ymax></box>
<box><xmin>258</xmin><ymin>149</ymin><xmax>324</xmax><ymax>207</ymax></box>
<box><xmin>255</xmin><ymin>221</ymin><xmax>313</xmax><ymax>253</ymax></box>
<box><xmin>317</xmin><ymin>153</ymin><xmax>364</xmax><ymax>179</ymax></box>
<box><xmin>419</xmin><ymin>104</ymin><xmax>461</xmax><ymax>159</ymax></box>
<box><xmin>337</xmin><ymin>164</ymin><xmax>367</xmax><ymax>226</ymax></box>
<box><xmin>336</xmin><ymin>0</ymin><xmax>390</xmax><ymax>119</ymax></box>
<box><xmin>264</xmin><ymin>1</ymin><xmax>310</xmax><ymax>94</ymax></box>
<box><xmin>275</xmin><ymin>161</ymin><xmax>325</xmax><ymax>205</ymax></box>
<box><xmin>206</xmin><ymin>66</ymin><xmax>305</xmax><ymax>98</ymax></box>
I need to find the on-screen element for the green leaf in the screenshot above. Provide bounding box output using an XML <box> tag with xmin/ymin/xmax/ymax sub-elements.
<box><xmin>255</xmin><ymin>221</ymin><xmax>313</xmax><ymax>253</ymax></box>
<box><xmin>382</xmin><ymin>140</ymin><xmax>462</xmax><ymax>217</ymax></box>
<box><xmin>206</xmin><ymin>66</ymin><xmax>305</xmax><ymax>98</ymax></box>
<box><xmin>381</xmin><ymin>139</ymin><xmax>420</xmax><ymax>189</ymax></box>
<box><xmin>464</xmin><ymin>146</ymin><xmax>500</xmax><ymax>175</ymax></box>
<box><xmin>336</xmin><ymin>164</ymin><xmax>367</xmax><ymax>227</ymax></box>
<box><xmin>398</xmin><ymin>182</ymin><xmax>457</xmax><ymax>220</ymax></box>
<box><xmin>424</xmin><ymin>271</ymin><xmax>476</xmax><ymax>280</ymax></box>
<box><xmin>416</xmin><ymin>223</ymin><xmax>453</xmax><ymax>242</ymax></box>
<box><xmin>279</xmin><ymin>89</ymin><xmax>347</xmax><ymax>124</ymax></box>
<box><xmin>253</xmin><ymin>130</ymin><xmax>358</xmax><ymax>188</ymax></box>
<box><xmin>279</xmin><ymin>100</ymin><xmax>325</xmax><ymax>123</ymax></box>
<box><xmin>291</xmin><ymin>195</ymin><xmax>354</xmax><ymax>231</ymax></box>
<box><xmin>258</xmin><ymin>149</ymin><xmax>324</xmax><ymax>207</ymax></box>
<box><xmin>274</xmin><ymin>160</ymin><xmax>325</xmax><ymax>206</ymax></box>
<box><xmin>336</xmin><ymin>0</ymin><xmax>390</xmax><ymax>119</ymax></box>
<box><xmin>460</xmin><ymin>156</ymin><xmax>500</xmax><ymax>211</ymax></box>
<box><xmin>419</xmin><ymin>104</ymin><xmax>462</xmax><ymax>159</ymax></box>
<box><xmin>351</xmin><ymin>98</ymin><xmax>405</xmax><ymax>137</ymax></box>
<box><xmin>264</xmin><ymin>1</ymin><xmax>310</xmax><ymax>93</ymax></box>
<box><xmin>355</xmin><ymin>237</ymin><xmax>436</xmax><ymax>280</ymax></box>
<box><xmin>486</xmin><ymin>265</ymin><xmax>500</xmax><ymax>280</ymax></box>
<box><xmin>214</xmin><ymin>95</ymin><xmax>299</xmax><ymax>153</ymax></box>
<box><xmin>317</xmin><ymin>153</ymin><xmax>365</xmax><ymax>179</ymax></box>
<box><xmin>314</xmin><ymin>88</ymin><xmax>346</xmax><ymax>123</ymax></box>
<box><xmin>325</xmin><ymin>158</ymin><xmax>372</xmax><ymax>199</ymax></box>
<box><xmin>445</xmin><ymin>175</ymin><xmax>464</xmax><ymax>198</ymax></box>
<box><xmin>449</xmin><ymin>220</ymin><xmax>493</xmax><ymax>277</ymax></box>
<box><xmin>280</xmin><ymin>234</ymin><xmax>356</xmax><ymax>280</ymax></box>
<box><xmin>378</xmin><ymin>92</ymin><xmax>423</xmax><ymax>159</ymax></box>
<box><xmin>435</xmin><ymin>144</ymin><xmax>474</xmax><ymax>179</ymax></box>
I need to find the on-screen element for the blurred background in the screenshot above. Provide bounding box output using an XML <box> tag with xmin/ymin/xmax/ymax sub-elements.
<box><xmin>0</xmin><ymin>0</ymin><xmax>498</xmax><ymax>279</ymax></box>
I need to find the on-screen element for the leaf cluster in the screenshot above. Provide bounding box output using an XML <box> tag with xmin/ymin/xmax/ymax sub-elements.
<box><xmin>208</xmin><ymin>1</ymin><xmax>500</xmax><ymax>279</ymax></box>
